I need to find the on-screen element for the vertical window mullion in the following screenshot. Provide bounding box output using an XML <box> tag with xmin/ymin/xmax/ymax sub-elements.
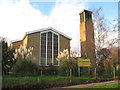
<box><xmin>46</xmin><ymin>32</ymin><xmax>48</xmax><ymax>65</ymax></box>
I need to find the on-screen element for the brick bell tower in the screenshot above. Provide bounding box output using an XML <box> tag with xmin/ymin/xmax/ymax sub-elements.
<box><xmin>79</xmin><ymin>10</ymin><xmax>96</xmax><ymax>67</ymax></box>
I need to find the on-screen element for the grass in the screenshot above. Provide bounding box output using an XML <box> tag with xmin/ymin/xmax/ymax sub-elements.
<box><xmin>3</xmin><ymin>75</ymin><xmax>94</xmax><ymax>84</ymax></box>
<box><xmin>87</xmin><ymin>83</ymin><xmax>120</xmax><ymax>88</ymax></box>
<box><xmin>3</xmin><ymin>75</ymin><xmax>120</xmax><ymax>89</ymax></box>
<box><xmin>3</xmin><ymin>76</ymin><xmax>38</xmax><ymax>84</ymax></box>
<box><xmin>3</xmin><ymin>75</ymin><xmax>97</xmax><ymax>89</ymax></box>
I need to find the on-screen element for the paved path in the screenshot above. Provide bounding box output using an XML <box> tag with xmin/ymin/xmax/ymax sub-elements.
<box><xmin>46</xmin><ymin>80</ymin><xmax>119</xmax><ymax>90</ymax></box>
<box><xmin>63</xmin><ymin>80</ymin><xmax>119</xmax><ymax>88</ymax></box>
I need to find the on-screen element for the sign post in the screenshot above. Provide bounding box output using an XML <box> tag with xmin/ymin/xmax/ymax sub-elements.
<box><xmin>78</xmin><ymin>66</ymin><xmax>80</xmax><ymax>77</ymax></box>
<box><xmin>78</xmin><ymin>58</ymin><xmax>91</xmax><ymax>77</ymax></box>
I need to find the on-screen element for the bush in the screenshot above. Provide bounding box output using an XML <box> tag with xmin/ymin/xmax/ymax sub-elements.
<box><xmin>102</xmin><ymin>73</ymin><xmax>113</xmax><ymax>79</ymax></box>
<box><xmin>116</xmin><ymin>69</ymin><xmax>120</xmax><ymax>77</ymax></box>
<box><xmin>58</xmin><ymin>59</ymin><xmax>78</xmax><ymax>76</ymax></box>
<box><xmin>42</xmin><ymin>70</ymin><xmax>58</xmax><ymax>75</ymax></box>
<box><xmin>10</xmin><ymin>59</ymin><xmax>40</xmax><ymax>76</ymax></box>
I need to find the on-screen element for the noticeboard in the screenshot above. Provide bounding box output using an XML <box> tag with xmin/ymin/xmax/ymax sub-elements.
<box><xmin>78</xmin><ymin>58</ymin><xmax>91</xmax><ymax>67</ymax></box>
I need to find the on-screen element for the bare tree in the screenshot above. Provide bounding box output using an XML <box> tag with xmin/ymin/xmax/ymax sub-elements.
<box><xmin>92</xmin><ymin>8</ymin><xmax>107</xmax><ymax>66</ymax></box>
<box><xmin>92</xmin><ymin>8</ymin><xmax>118</xmax><ymax>66</ymax></box>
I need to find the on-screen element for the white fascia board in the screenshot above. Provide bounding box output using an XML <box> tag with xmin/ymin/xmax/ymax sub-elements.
<box><xmin>26</xmin><ymin>27</ymin><xmax>72</xmax><ymax>40</ymax></box>
<box><xmin>11</xmin><ymin>39</ymin><xmax>22</xmax><ymax>43</ymax></box>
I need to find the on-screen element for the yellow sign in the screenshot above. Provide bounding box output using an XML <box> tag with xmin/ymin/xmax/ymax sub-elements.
<box><xmin>78</xmin><ymin>58</ymin><xmax>91</xmax><ymax>67</ymax></box>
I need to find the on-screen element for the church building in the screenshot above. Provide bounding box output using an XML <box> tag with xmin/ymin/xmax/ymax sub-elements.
<box><xmin>10</xmin><ymin>27</ymin><xmax>71</xmax><ymax>69</ymax></box>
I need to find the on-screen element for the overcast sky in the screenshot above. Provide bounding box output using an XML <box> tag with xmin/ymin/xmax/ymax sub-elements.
<box><xmin>0</xmin><ymin>0</ymin><xmax>118</xmax><ymax>51</ymax></box>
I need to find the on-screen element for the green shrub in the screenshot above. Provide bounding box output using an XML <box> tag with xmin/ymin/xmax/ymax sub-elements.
<box><xmin>96</xmin><ymin>66</ymin><xmax>105</xmax><ymax>78</ymax></box>
<box><xmin>10</xmin><ymin>59</ymin><xmax>40</xmax><ymax>76</ymax></box>
<box><xmin>58</xmin><ymin>59</ymin><xmax>78</xmax><ymax>76</ymax></box>
<box><xmin>102</xmin><ymin>73</ymin><xmax>113</xmax><ymax>79</ymax></box>
<box><xmin>116</xmin><ymin>69</ymin><xmax>120</xmax><ymax>77</ymax></box>
<box><xmin>42</xmin><ymin>70</ymin><xmax>58</xmax><ymax>75</ymax></box>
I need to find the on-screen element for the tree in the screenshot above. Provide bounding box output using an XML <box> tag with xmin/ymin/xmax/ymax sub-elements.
<box><xmin>103</xmin><ymin>47</ymin><xmax>119</xmax><ymax>74</ymax></box>
<box><xmin>109</xmin><ymin>47</ymin><xmax>119</xmax><ymax>67</ymax></box>
<box><xmin>92</xmin><ymin>8</ymin><xmax>108</xmax><ymax>66</ymax></box>
<box><xmin>1</xmin><ymin>38</ymin><xmax>14</xmax><ymax>75</ymax></box>
<box><xmin>10</xmin><ymin>45</ymin><xmax>38</xmax><ymax>76</ymax></box>
<box><xmin>92</xmin><ymin>8</ymin><xmax>119</xmax><ymax>78</ymax></box>
<box><xmin>92</xmin><ymin>8</ymin><xmax>118</xmax><ymax>66</ymax></box>
<box><xmin>56</xmin><ymin>49</ymin><xmax>77</xmax><ymax>82</ymax></box>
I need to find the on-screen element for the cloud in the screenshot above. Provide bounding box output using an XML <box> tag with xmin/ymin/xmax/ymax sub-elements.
<box><xmin>49</xmin><ymin>0</ymin><xmax>87</xmax><ymax>51</ymax></box>
<box><xmin>0</xmin><ymin>0</ymin><xmax>88</xmax><ymax>51</ymax></box>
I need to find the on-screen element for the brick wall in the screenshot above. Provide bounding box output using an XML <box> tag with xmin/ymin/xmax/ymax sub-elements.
<box><xmin>80</xmin><ymin>11</ymin><xmax>96</xmax><ymax>68</ymax></box>
<box><xmin>12</xmin><ymin>40</ymin><xmax>22</xmax><ymax>49</ymax></box>
<box><xmin>85</xmin><ymin>20</ymin><xmax>96</xmax><ymax>67</ymax></box>
<box><xmin>60</xmin><ymin>35</ymin><xmax>70</xmax><ymax>54</ymax></box>
<box><xmin>27</xmin><ymin>32</ymin><xmax>40</xmax><ymax>66</ymax></box>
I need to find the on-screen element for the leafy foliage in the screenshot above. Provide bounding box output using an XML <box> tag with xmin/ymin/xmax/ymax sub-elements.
<box><xmin>58</xmin><ymin>58</ymin><xmax>78</xmax><ymax>76</ymax></box>
<box><xmin>11</xmin><ymin>59</ymin><xmax>40</xmax><ymax>76</ymax></box>
<box><xmin>1</xmin><ymin>39</ymin><xmax>15</xmax><ymax>75</ymax></box>
<box><xmin>10</xmin><ymin>44</ymin><xmax>39</xmax><ymax>76</ymax></box>
<box><xmin>57</xmin><ymin>49</ymin><xmax>78</xmax><ymax>76</ymax></box>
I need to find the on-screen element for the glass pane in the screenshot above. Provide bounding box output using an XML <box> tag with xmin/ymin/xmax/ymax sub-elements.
<box><xmin>47</xmin><ymin>58</ymin><xmax>52</xmax><ymax>65</ymax></box>
<box><xmin>41</xmin><ymin>33</ymin><xmax>46</xmax><ymax>65</ymax></box>
<box><xmin>41</xmin><ymin>58</ymin><xmax>46</xmax><ymax>65</ymax></box>
<box><xmin>54</xmin><ymin>34</ymin><xmax>58</xmax><ymax>65</ymax></box>
<box><xmin>47</xmin><ymin>32</ymin><xmax>52</xmax><ymax>65</ymax></box>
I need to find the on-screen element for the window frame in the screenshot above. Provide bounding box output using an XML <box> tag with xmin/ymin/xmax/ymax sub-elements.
<box><xmin>40</xmin><ymin>30</ymin><xmax>60</xmax><ymax>66</ymax></box>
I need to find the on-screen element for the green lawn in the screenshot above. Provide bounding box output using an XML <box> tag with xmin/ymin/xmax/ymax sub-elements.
<box><xmin>87</xmin><ymin>83</ymin><xmax>119</xmax><ymax>88</ymax></box>
<box><xmin>3</xmin><ymin>75</ymin><xmax>94</xmax><ymax>84</ymax></box>
<box><xmin>3</xmin><ymin>75</ymin><xmax>120</xmax><ymax>89</ymax></box>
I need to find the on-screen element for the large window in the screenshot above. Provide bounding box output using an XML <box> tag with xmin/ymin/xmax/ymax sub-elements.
<box><xmin>40</xmin><ymin>31</ymin><xmax>59</xmax><ymax>66</ymax></box>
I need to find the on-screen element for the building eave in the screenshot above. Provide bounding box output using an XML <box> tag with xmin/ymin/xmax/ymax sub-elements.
<box><xmin>11</xmin><ymin>39</ymin><xmax>22</xmax><ymax>43</ymax></box>
<box><xmin>26</xmin><ymin>27</ymin><xmax>72</xmax><ymax>40</ymax></box>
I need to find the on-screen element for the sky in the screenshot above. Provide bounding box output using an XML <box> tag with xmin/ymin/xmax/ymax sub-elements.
<box><xmin>0</xmin><ymin>0</ymin><xmax>118</xmax><ymax>51</ymax></box>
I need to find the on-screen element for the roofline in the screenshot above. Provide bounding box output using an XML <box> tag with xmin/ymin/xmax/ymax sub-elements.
<box><xmin>22</xmin><ymin>34</ymin><xmax>27</xmax><ymax>40</ymax></box>
<box><xmin>11</xmin><ymin>39</ymin><xmax>22</xmax><ymax>43</ymax></box>
<box><xmin>26</xmin><ymin>27</ymin><xmax>72</xmax><ymax>40</ymax></box>
<box><xmin>79</xmin><ymin>9</ymin><xmax>93</xmax><ymax>15</ymax></box>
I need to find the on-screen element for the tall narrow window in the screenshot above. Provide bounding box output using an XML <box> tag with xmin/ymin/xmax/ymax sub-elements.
<box><xmin>41</xmin><ymin>33</ymin><xmax>46</xmax><ymax>65</ymax></box>
<box><xmin>40</xmin><ymin>31</ymin><xmax>59</xmax><ymax>66</ymax></box>
<box><xmin>54</xmin><ymin>34</ymin><xmax>58</xmax><ymax>65</ymax></box>
<box><xmin>47</xmin><ymin>32</ymin><xmax>52</xmax><ymax>65</ymax></box>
